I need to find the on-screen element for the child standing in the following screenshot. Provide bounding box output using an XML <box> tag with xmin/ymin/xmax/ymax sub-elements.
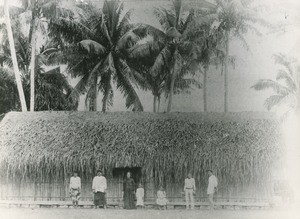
<box><xmin>136</xmin><ymin>183</ymin><xmax>144</xmax><ymax>208</ymax></box>
<box><xmin>156</xmin><ymin>186</ymin><xmax>168</xmax><ymax>210</ymax></box>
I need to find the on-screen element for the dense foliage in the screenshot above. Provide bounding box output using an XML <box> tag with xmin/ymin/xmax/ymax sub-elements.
<box><xmin>0</xmin><ymin>67</ymin><xmax>19</xmax><ymax>114</ymax></box>
<box><xmin>0</xmin><ymin>32</ymin><xmax>79</xmax><ymax>111</ymax></box>
<box><xmin>49</xmin><ymin>0</ymin><xmax>145</xmax><ymax>112</ymax></box>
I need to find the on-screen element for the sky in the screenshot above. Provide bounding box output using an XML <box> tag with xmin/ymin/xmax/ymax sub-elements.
<box><xmin>1</xmin><ymin>0</ymin><xmax>300</xmax><ymax>112</ymax></box>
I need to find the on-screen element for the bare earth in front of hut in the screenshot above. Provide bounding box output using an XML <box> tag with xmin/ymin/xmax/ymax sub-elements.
<box><xmin>0</xmin><ymin>208</ymin><xmax>298</xmax><ymax>219</ymax></box>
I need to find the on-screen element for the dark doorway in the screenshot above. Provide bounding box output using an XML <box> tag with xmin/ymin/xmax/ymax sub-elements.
<box><xmin>113</xmin><ymin>167</ymin><xmax>142</xmax><ymax>184</ymax></box>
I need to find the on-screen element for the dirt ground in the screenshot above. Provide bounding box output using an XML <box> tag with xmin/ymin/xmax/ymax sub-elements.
<box><xmin>0</xmin><ymin>208</ymin><xmax>299</xmax><ymax>219</ymax></box>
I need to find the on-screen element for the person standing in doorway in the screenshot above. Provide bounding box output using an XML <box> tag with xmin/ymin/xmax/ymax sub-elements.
<box><xmin>69</xmin><ymin>171</ymin><xmax>81</xmax><ymax>207</ymax></box>
<box><xmin>184</xmin><ymin>173</ymin><xmax>196</xmax><ymax>210</ymax></box>
<box><xmin>207</xmin><ymin>170</ymin><xmax>218</xmax><ymax>210</ymax></box>
<box><xmin>92</xmin><ymin>170</ymin><xmax>107</xmax><ymax>209</ymax></box>
<box><xmin>123</xmin><ymin>172</ymin><xmax>136</xmax><ymax>209</ymax></box>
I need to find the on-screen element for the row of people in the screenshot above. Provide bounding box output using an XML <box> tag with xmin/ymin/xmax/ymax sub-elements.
<box><xmin>69</xmin><ymin>170</ymin><xmax>218</xmax><ymax>209</ymax></box>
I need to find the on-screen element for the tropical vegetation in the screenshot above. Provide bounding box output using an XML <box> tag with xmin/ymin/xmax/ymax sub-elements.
<box><xmin>0</xmin><ymin>27</ymin><xmax>78</xmax><ymax>113</ymax></box>
<box><xmin>48</xmin><ymin>0</ymin><xmax>145</xmax><ymax>112</ymax></box>
<box><xmin>207</xmin><ymin>0</ymin><xmax>269</xmax><ymax>112</ymax></box>
<box><xmin>0</xmin><ymin>0</ymin><xmax>278</xmax><ymax>113</ymax></box>
<box><xmin>252</xmin><ymin>53</ymin><xmax>300</xmax><ymax>118</ymax></box>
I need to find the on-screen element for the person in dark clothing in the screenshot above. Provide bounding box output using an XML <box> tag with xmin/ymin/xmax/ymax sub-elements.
<box><xmin>123</xmin><ymin>172</ymin><xmax>136</xmax><ymax>209</ymax></box>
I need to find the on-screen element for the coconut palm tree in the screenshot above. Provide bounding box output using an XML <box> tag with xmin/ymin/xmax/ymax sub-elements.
<box><xmin>208</xmin><ymin>0</ymin><xmax>267</xmax><ymax>112</ymax></box>
<box><xmin>127</xmin><ymin>45</ymin><xmax>200</xmax><ymax>112</ymax></box>
<box><xmin>187</xmin><ymin>21</ymin><xmax>220</xmax><ymax>112</ymax></box>
<box><xmin>3</xmin><ymin>0</ymin><xmax>27</xmax><ymax>111</ymax></box>
<box><xmin>131</xmin><ymin>0</ymin><xmax>214</xmax><ymax>112</ymax></box>
<box><xmin>0</xmin><ymin>31</ymin><xmax>79</xmax><ymax>111</ymax></box>
<box><xmin>48</xmin><ymin>0</ymin><xmax>143</xmax><ymax>112</ymax></box>
<box><xmin>252</xmin><ymin>53</ymin><xmax>300</xmax><ymax>117</ymax></box>
<box><xmin>175</xmin><ymin>5</ymin><xmax>225</xmax><ymax>112</ymax></box>
<box><xmin>19</xmin><ymin>0</ymin><xmax>75</xmax><ymax>111</ymax></box>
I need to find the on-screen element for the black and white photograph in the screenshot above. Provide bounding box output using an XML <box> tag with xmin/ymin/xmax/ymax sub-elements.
<box><xmin>0</xmin><ymin>0</ymin><xmax>299</xmax><ymax>218</ymax></box>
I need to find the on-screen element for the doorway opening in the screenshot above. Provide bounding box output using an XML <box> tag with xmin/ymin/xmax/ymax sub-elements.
<box><xmin>112</xmin><ymin>167</ymin><xmax>142</xmax><ymax>184</ymax></box>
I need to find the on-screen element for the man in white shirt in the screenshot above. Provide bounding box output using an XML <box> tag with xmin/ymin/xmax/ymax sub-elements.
<box><xmin>92</xmin><ymin>170</ymin><xmax>107</xmax><ymax>209</ymax></box>
<box><xmin>207</xmin><ymin>170</ymin><xmax>218</xmax><ymax>210</ymax></box>
<box><xmin>184</xmin><ymin>173</ymin><xmax>196</xmax><ymax>209</ymax></box>
<box><xmin>69</xmin><ymin>171</ymin><xmax>81</xmax><ymax>207</ymax></box>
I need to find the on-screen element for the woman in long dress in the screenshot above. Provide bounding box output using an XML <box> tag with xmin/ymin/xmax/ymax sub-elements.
<box><xmin>123</xmin><ymin>172</ymin><xmax>136</xmax><ymax>209</ymax></box>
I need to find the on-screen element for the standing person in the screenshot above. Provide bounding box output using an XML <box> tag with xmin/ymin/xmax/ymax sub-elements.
<box><xmin>92</xmin><ymin>170</ymin><xmax>107</xmax><ymax>209</ymax></box>
<box><xmin>207</xmin><ymin>170</ymin><xmax>218</xmax><ymax>210</ymax></box>
<box><xmin>136</xmin><ymin>183</ymin><xmax>144</xmax><ymax>208</ymax></box>
<box><xmin>123</xmin><ymin>172</ymin><xmax>136</xmax><ymax>209</ymax></box>
<box><xmin>156</xmin><ymin>186</ymin><xmax>168</xmax><ymax>210</ymax></box>
<box><xmin>184</xmin><ymin>173</ymin><xmax>196</xmax><ymax>210</ymax></box>
<box><xmin>69</xmin><ymin>171</ymin><xmax>81</xmax><ymax>207</ymax></box>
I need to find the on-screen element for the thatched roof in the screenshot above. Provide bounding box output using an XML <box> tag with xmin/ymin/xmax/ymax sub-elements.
<box><xmin>0</xmin><ymin>111</ymin><xmax>283</xmax><ymax>187</ymax></box>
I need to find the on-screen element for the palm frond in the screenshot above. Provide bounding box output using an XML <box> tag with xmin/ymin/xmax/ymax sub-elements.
<box><xmin>49</xmin><ymin>17</ymin><xmax>95</xmax><ymax>44</ymax></box>
<box><xmin>79</xmin><ymin>39</ymin><xmax>107</xmax><ymax>55</ymax></box>
<box><xmin>40</xmin><ymin>0</ymin><xmax>76</xmax><ymax>20</ymax></box>
<box><xmin>82</xmin><ymin>60</ymin><xmax>103</xmax><ymax>91</ymax></box>
<box><xmin>276</xmin><ymin>69</ymin><xmax>297</xmax><ymax>92</ymax></box>
<box><xmin>100</xmin><ymin>14</ymin><xmax>113</xmax><ymax>45</ymax></box>
<box><xmin>128</xmin><ymin>43</ymin><xmax>152</xmax><ymax>59</ymax></box>
<box><xmin>132</xmin><ymin>23</ymin><xmax>166</xmax><ymax>43</ymax></box>
<box><xmin>0</xmin><ymin>66</ymin><xmax>15</xmax><ymax>81</ymax></box>
<box><xmin>74</xmin><ymin>72</ymin><xmax>90</xmax><ymax>95</ymax></box>
<box><xmin>150</xmin><ymin>45</ymin><xmax>173</xmax><ymax>77</ymax></box>
<box><xmin>178</xmin><ymin>8</ymin><xmax>194</xmax><ymax>33</ymax></box>
<box><xmin>153</xmin><ymin>7</ymin><xmax>171</xmax><ymax>30</ymax></box>
<box><xmin>273</xmin><ymin>53</ymin><xmax>294</xmax><ymax>76</ymax></box>
<box><xmin>37</xmin><ymin>67</ymin><xmax>79</xmax><ymax>111</ymax></box>
<box><xmin>117</xmin><ymin>8</ymin><xmax>133</xmax><ymax>37</ymax></box>
<box><xmin>116</xmin><ymin>31</ymin><xmax>140</xmax><ymax>51</ymax></box>
<box><xmin>129</xmin><ymin>70</ymin><xmax>152</xmax><ymax>91</ymax></box>
<box><xmin>114</xmin><ymin>58</ymin><xmax>143</xmax><ymax>111</ymax></box>
<box><xmin>128</xmin><ymin>41</ymin><xmax>161</xmax><ymax>60</ymax></box>
<box><xmin>102</xmin><ymin>0</ymin><xmax>121</xmax><ymax>38</ymax></box>
<box><xmin>251</xmin><ymin>79</ymin><xmax>291</xmax><ymax>96</ymax></box>
<box><xmin>172</xmin><ymin>0</ymin><xmax>182</xmax><ymax>27</ymax></box>
<box><xmin>174</xmin><ymin>78</ymin><xmax>202</xmax><ymax>94</ymax></box>
<box><xmin>264</xmin><ymin>95</ymin><xmax>286</xmax><ymax>111</ymax></box>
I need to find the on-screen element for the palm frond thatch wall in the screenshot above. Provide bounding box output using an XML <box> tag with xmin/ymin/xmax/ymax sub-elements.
<box><xmin>0</xmin><ymin>112</ymin><xmax>283</xmax><ymax>196</ymax></box>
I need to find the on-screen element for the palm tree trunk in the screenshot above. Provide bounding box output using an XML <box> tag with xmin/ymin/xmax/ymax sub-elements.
<box><xmin>203</xmin><ymin>66</ymin><xmax>208</xmax><ymax>112</ymax></box>
<box><xmin>28</xmin><ymin>1</ymin><xmax>35</xmax><ymax>48</ymax></box>
<box><xmin>102</xmin><ymin>96</ymin><xmax>107</xmax><ymax>112</ymax></box>
<box><xmin>224</xmin><ymin>30</ymin><xmax>230</xmax><ymax>113</ymax></box>
<box><xmin>157</xmin><ymin>95</ymin><xmax>161</xmax><ymax>113</ymax></box>
<box><xmin>153</xmin><ymin>95</ymin><xmax>157</xmax><ymax>112</ymax></box>
<box><xmin>102</xmin><ymin>88</ymin><xmax>109</xmax><ymax>113</ymax></box>
<box><xmin>4</xmin><ymin>0</ymin><xmax>27</xmax><ymax>112</ymax></box>
<box><xmin>167</xmin><ymin>68</ymin><xmax>176</xmax><ymax>113</ymax></box>
<box><xmin>94</xmin><ymin>78</ymin><xmax>98</xmax><ymax>111</ymax></box>
<box><xmin>29</xmin><ymin>17</ymin><xmax>37</xmax><ymax>111</ymax></box>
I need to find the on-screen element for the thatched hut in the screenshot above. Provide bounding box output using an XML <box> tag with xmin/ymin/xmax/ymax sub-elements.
<box><xmin>0</xmin><ymin>112</ymin><xmax>283</xmax><ymax>202</ymax></box>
